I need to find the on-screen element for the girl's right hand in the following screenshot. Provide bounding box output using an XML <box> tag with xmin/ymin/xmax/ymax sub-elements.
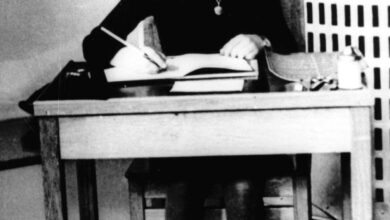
<box><xmin>110</xmin><ymin>46</ymin><xmax>165</xmax><ymax>75</ymax></box>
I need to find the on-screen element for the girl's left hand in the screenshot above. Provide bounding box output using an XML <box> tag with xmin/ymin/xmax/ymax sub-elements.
<box><xmin>220</xmin><ymin>34</ymin><xmax>270</xmax><ymax>59</ymax></box>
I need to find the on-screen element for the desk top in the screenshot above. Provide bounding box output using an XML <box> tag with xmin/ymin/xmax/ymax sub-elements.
<box><xmin>34</xmin><ymin>90</ymin><xmax>373</xmax><ymax>117</ymax></box>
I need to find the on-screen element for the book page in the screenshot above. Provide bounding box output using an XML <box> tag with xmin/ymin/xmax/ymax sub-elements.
<box><xmin>164</xmin><ymin>54</ymin><xmax>253</xmax><ymax>77</ymax></box>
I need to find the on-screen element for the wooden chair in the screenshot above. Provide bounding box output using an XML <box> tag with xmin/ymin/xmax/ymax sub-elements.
<box><xmin>126</xmin><ymin>3</ymin><xmax>310</xmax><ymax>219</ymax></box>
<box><xmin>125</xmin><ymin>155</ymin><xmax>311</xmax><ymax>220</ymax></box>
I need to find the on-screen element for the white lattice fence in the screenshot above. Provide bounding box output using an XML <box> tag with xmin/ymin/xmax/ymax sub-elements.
<box><xmin>303</xmin><ymin>0</ymin><xmax>390</xmax><ymax>219</ymax></box>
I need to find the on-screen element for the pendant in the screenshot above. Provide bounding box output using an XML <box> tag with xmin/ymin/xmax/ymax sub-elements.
<box><xmin>214</xmin><ymin>5</ymin><xmax>223</xmax><ymax>15</ymax></box>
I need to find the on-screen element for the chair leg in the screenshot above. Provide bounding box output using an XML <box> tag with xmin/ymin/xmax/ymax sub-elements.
<box><xmin>128</xmin><ymin>176</ymin><xmax>146</xmax><ymax>220</ymax></box>
<box><xmin>293</xmin><ymin>154</ymin><xmax>312</xmax><ymax>220</ymax></box>
<box><xmin>77</xmin><ymin>160</ymin><xmax>99</xmax><ymax>220</ymax></box>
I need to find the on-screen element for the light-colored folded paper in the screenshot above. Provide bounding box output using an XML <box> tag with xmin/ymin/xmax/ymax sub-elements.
<box><xmin>170</xmin><ymin>79</ymin><xmax>245</xmax><ymax>93</ymax></box>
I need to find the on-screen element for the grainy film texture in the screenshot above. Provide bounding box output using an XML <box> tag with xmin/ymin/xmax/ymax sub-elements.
<box><xmin>304</xmin><ymin>0</ymin><xmax>389</xmax><ymax>219</ymax></box>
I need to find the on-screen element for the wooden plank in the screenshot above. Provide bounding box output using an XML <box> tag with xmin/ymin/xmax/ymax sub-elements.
<box><xmin>34</xmin><ymin>90</ymin><xmax>373</xmax><ymax>117</ymax></box>
<box><xmin>144</xmin><ymin>207</ymin><xmax>294</xmax><ymax>220</ymax></box>
<box><xmin>341</xmin><ymin>153</ymin><xmax>351</xmax><ymax>220</ymax></box>
<box><xmin>59</xmin><ymin>108</ymin><xmax>353</xmax><ymax>159</ymax></box>
<box><xmin>144</xmin><ymin>197</ymin><xmax>294</xmax><ymax>209</ymax></box>
<box><xmin>293</xmin><ymin>154</ymin><xmax>312</xmax><ymax>220</ymax></box>
<box><xmin>76</xmin><ymin>160</ymin><xmax>99</xmax><ymax>220</ymax></box>
<box><xmin>266</xmin><ymin>207</ymin><xmax>294</xmax><ymax>220</ymax></box>
<box><xmin>129</xmin><ymin>177</ymin><xmax>146</xmax><ymax>220</ymax></box>
<box><xmin>142</xmin><ymin>176</ymin><xmax>293</xmax><ymax>208</ymax></box>
<box><xmin>350</xmin><ymin>108</ymin><xmax>373</xmax><ymax>220</ymax></box>
<box><xmin>0</xmin><ymin>156</ymin><xmax>41</xmax><ymax>171</ymax></box>
<box><xmin>311</xmin><ymin>154</ymin><xmax>343</xmax><ymax>220</ymax></box>
<box><xmin>39</xmin><ymin>118</ymin><xmax>67</xmax><ymax>220</ymax></box>
<box><xmin>64</xmin><ymin>161</ymin><xmax>80</xmax><ymax>220</ymax></box>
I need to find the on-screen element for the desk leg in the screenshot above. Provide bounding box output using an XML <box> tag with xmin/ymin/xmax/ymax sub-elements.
<box><xmin>293</xmin><ymin>154</ymin><xmax>312</xmax><ymax>220</ymax></box>
<box><xmin>77</xmin><ymin>160</ymin><xmax>99</xmax><ymax>220</ymax></box>
<box><xmin>39</xmin><ymin>118</ymin><xmax>67</xmax><ymax>220</ymax></box>
<box><xmin>351</xmin><ymin>108</ymin><xmax>373</xmax><ymax>220</ymax></box>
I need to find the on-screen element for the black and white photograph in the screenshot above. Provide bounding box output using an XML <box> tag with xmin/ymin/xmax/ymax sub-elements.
<box><xmin>0</xmin><ymin>0</ymin><xmax>382</xmax><ymax>220</ymax></box>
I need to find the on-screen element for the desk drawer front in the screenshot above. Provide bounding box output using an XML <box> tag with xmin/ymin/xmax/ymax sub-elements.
<box><xmin>59</xmin><ymin>109</ymin><xmax>353</xmax><ymax>159</ymax></box>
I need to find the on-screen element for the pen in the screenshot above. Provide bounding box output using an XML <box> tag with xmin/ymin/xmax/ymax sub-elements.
<box><xmin>100</xmin><ymin>26</ymin><xmax>165</xmax><ymax>69</ymax></box>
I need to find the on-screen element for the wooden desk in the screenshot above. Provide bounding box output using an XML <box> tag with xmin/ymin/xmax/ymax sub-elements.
<box><xmin>34</xmin><ymin>90</ymin><xmax>373</xmax><ymax>220</ymax></box>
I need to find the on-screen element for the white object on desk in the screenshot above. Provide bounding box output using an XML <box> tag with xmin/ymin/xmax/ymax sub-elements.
<box><xmin>170</xmin><ymin>79</ymin><xmax>244</xmax><ymax>93</ymax></box>
<box><xmin>337</xmin><ymin>47</ymin><xmax>368</xmax><ymax>90</ymax></box>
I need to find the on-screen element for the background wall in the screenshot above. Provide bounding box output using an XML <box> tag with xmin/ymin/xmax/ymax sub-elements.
<box><xmin>0</xmin><ymin>0</ymin><xmax>119</xmax><ymax>119</ymax></box>
<box><xmin>0</xmin><ymin>165</ymin><xmax>45</xmax><ymax>220</ymax></box>
<box><xmin>304</xmin><ymin>0</ymin><xmax>390</xmax><ymax>219</ymax></box>
<box><xmin>0</xmin><ymin>1</ymin><xmax>127</xmax><ymax>219</ymax></box>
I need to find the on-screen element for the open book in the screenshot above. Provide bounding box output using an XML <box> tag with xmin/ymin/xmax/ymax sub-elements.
<box><xmin>104</xmin><ymin>53</ymin><xmax>258</xmax><ymax>83</ymax></box>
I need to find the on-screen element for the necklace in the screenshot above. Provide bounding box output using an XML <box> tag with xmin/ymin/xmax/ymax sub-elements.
<box><xmin>214</xmin><ymin>0</ymin><xmax>223</xmax><ymax>15</ymax></box>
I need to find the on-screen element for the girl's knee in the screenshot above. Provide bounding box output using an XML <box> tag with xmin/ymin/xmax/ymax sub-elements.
<box><xmin>226</xmin><ymin>179</ymin><xmax>257</xmax><ymax>196</ymax></box>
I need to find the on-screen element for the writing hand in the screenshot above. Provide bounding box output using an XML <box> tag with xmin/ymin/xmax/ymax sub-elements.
<box><xmin>220</xmin><ymin>34</ymin><xmax>270</xmax><ymax>59</ymax></box>
<box><xmin>142</xmin><ymin>46</ymin><xmax>167</xmax><ymax>70</ymax></box>
<box><xmin>110</xmin><ymin>46</ymin><xmax>166</xmax><ymax>75</ymax></box>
